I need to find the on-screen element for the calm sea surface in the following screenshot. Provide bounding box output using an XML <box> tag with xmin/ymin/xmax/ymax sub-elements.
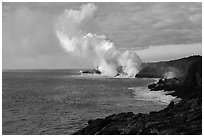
<box><xmin>2</xmin><ymin>69</ymin><xmax>166</xmax><ymax>134</ymax></box>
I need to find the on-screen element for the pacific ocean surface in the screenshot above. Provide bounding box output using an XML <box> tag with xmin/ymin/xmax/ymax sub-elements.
<box><xmin>2</xmin><ymin>69</ymin><xmax>172</xmax><ymax>134</ymax></box>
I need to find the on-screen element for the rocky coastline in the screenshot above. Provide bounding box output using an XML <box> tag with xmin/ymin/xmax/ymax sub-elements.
<box><xmin>74</xmin><ymin>56</ymin><xmax>202</xmax><ymax>135</ymax></box>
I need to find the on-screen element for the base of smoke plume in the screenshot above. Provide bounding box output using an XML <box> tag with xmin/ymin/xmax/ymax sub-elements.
<box><xmin>70</xmin><ymin>74</ymin><xmax>137</xmax><ymax>79</ymax></box>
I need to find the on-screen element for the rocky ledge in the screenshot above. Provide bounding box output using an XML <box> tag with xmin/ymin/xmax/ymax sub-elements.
<box><xmin>148</xmin><ymin>77</ymin><xmax>184</xmax><ymax>91</ymax></box>
<box><xmin>74</xmin><ymin>57</ymin><xmax>202</xmax><ymax>135</ymax></box>
<box><xmin>74</xmin><ymin>97</ymin><xmax>201</xmax><ymax>135</ymax></box>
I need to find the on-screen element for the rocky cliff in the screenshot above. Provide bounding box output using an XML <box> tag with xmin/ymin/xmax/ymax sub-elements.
<box><xmin>136</xmin><ymin>55</ymin><xmax>201</xmax><ymax>78</ymax></box>
<box><xmin>74</xmin><ymin>56</ymin><xmax>202</xmax><ymax>135</ymax></box>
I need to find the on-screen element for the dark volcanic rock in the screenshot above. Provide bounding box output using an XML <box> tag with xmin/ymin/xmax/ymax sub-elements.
<box><xmin>74</xmin><ymin>96</ymin><xmax>201</xmax><ymax>135</ymax></box>
<box><xmin>148</xmin><ymin>83</ymin><xmax>156</xmax><ymax>89</ymax></box>
<box><xmin>78</xmin><ymin>69</ymin><xmax>101</xmax><ymax>75</ymax></box>
<box><xmin>74</xmin><ymin>56</ymin><xmax>202</xmax><ymax>135</ymax></box>
<box><xmin>148</xmin><ymin>77</ymin><xmax>184</xmax><ymax>92</ymax></box>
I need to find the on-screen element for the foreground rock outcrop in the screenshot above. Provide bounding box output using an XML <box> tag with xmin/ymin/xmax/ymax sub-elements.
<box><xmin>148</xmin><ymin>77</ymin><xmax>184</xmax><ymax>91</ymax></box>
<box><xmin>74</xmin><ymin>97</ymin><xmax>201</xmax><ymax>135</ymax></box>
<box><xmin>74</xmin><ymin>56</ymin><xmax>202</xmax><ymax>135</ymax></box>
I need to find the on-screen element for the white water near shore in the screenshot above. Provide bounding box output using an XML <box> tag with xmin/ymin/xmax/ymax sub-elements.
<box><xmin>128</xmin><ymin>86</ymin><xmax>178</xmax><ymax>105</ymax></box>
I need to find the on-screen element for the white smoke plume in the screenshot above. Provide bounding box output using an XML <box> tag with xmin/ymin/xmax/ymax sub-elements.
<box><xmin>163</xmin><ymin>67</ymin><xmax>182</xmax><ymax>79</ymax></box>
<box><xmin>55</xmin><ymin>3</ymin><xmax>142</xmax><ymax>77</ymax></box>
<box><xmin>164</xmin><ymin>72</ymin><xmax>176</xmax><ymax>79</ymax></box>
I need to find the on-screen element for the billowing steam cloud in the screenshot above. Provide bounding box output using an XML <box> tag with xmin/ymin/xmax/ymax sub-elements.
<box><xmin>163</xmin><ymin>67</ymin><xmax>183</xmax><ymax>79</ymax></box>
<box><xmin>55</xmin><ymin>3</ymin><xmax>142</xmax><ymax>77</ymax></box>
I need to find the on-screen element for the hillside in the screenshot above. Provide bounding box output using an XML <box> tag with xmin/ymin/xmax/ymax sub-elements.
<box><xmin>136</xmin><ymin>55</ymin><xmax>201</xmax><ymax>78</ymax></box>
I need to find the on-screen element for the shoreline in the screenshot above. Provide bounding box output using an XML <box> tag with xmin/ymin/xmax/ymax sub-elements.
<box><xmin>73</xmin><ymin>57</ymin><xmax>202</xmax><ymax>135</ymax></box>
<box><xmin>128</xmin><ymin>87</ymin><xmax>176</xmax><ymax>105</ymax></box>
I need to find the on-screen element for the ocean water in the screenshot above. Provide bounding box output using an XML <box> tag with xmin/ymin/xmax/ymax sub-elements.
<box><xmin>2</xmin><ymin>69</ymin><xmax>172</xmax><ymax>135</ymax></box>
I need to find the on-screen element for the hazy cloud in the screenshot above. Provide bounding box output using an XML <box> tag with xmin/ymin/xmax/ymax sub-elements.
<box><xmin>136</xmin><ymin>43</ymin><xmax>202</xmax><ymax>62</ymax></box>
<box><xmin>2</xmin><ymin>2</ymin><xmax>202</xmax><ymax>69</ymax></box>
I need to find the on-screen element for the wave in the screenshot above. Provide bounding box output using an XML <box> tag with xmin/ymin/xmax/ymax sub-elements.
<box><xmin>128</xmin><ymin>87</ymin><xmax>180</xmax><ymax>105</ymax></box>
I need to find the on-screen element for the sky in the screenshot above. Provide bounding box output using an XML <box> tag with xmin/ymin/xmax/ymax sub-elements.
<box><xmin>2</xmin><ymin>2</ymin><xmax>202</xmax><ymax>69</ymax></box>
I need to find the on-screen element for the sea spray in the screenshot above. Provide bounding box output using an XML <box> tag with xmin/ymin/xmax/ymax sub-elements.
<box><xmin>163</xmin><ymin>67</ymin><xmax>182</xmax><ymax>79</ymax></box>
<box><xmin>55</xmin><ymin>3</ymin><xmax>142</xmax><ymax>77</ymax></box>
<box><xmin>128</xmin><ymin>87</ymin><xmax>177</xmax><ymax>105</ymax></box>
